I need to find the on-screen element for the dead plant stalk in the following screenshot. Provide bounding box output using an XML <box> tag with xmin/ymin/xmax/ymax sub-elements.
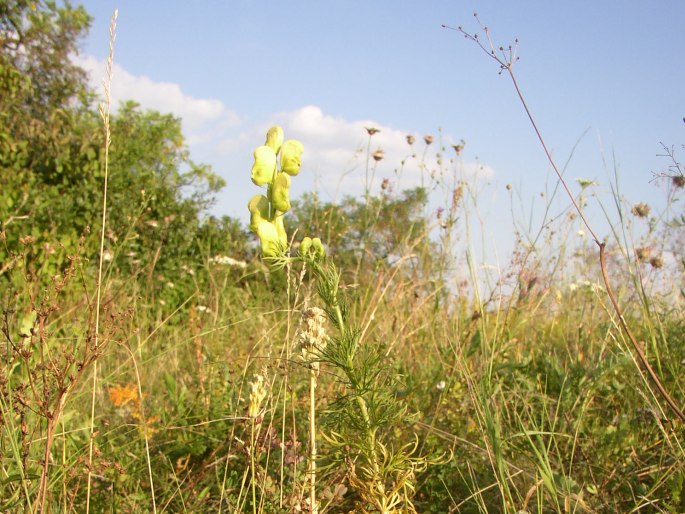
<box><xmin>444</xmin><ymin>14</ymin><xmax>685</xmax><ymax>424</ymax></box>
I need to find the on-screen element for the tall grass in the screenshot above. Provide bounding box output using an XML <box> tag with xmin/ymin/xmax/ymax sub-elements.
<box><xmin>86</xmin><ymin>9</ymin><xmax>118</xmax><ymax>513</ymax></box>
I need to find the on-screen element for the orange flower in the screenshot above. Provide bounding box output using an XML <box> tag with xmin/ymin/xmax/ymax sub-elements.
<box><xmin>108</xmin><ymin>383</ymin><xmax>139</xmax><ymax>407</ymax></box>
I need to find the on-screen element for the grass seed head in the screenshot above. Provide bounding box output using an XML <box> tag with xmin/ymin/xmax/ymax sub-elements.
<box><xmin>248</xmin><ymin>374</ymin><xmax>268</xmax><ymax>418</ymax></box>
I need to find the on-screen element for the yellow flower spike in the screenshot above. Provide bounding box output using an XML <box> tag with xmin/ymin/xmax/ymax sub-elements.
<box><xmin>280</xmin><ymin>139</ymin><xmax>304</xmax><ymax>176</ymax></box>
<box><xmin>265</xmin><ymin>126</ymin><xmax>284</xmax><ymax>155</ymax></box>
<box><xmin>271</xmin><ymin>172</ymin><xmax>291</xmax><ymax>212</ymax></box>
<box><xmin>251</xmin><ymin>145</ymin><xmax>277</xmax><ymax>186</ymax></box>
<box><xmin>248</xmin><ymin>128</ymin><xmax>304</xmax><ymax>259</ymax></box>
<box><xmin>247</xmin><ymin>194</ymin><xmax>270</xmax><ymax>232</ymax></box>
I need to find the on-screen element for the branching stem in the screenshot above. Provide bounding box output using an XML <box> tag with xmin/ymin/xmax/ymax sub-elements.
<box><xmin>446</xmin><ymin>15</ymin><xmax>685</xmax><ymax>423</ymax></box>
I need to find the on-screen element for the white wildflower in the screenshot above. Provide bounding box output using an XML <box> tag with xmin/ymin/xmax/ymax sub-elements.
<box><xmin>210</xmin><ymin>255</ymin><xmax>248</xmax><ymax>268</ymax></box>
<box><xmin>296</xmin><ymin>308</ymin><xmax>328</xmax><ymax>372</ymax></box>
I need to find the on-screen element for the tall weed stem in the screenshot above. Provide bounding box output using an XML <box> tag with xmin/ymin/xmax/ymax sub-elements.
<box><xmin>446</xmin><ymin>15</ymin><xmax>685</xmax><ymax>424</ymax></box>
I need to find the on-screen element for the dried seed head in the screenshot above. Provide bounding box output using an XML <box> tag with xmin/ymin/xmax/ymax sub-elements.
<box><xmin>576</xmin><ymin>178</ymin><xmax>597</xmax><ymax>189</ymax></box>
<box><xmin>423</xmin><ymin>134</ymin><xmax>434</xmax><ymax>145</ymax></box>
<box><xmin>672</xmin><ymin>175</ymin><xmax>685</xmax><ymax>189</ymax></box>
<box><xmin>649</xmin><ymin>256</ymin><xmax>664</xmax><ymax>269</ymax></box>
<box><xmin>406</xmin><ymin>135</ymin><xmax>415</xmax><ymax>145</ymax></box>
<box><xmin>452</xmin><ymin>185</ymin><xmax>463</xmax><ymax>207</ymax></box>
<box><xmin>372</xmin><ymin>149</ymin><xmax>384</xmax><ymax>162</ymax></box>
<box><xmin>635</xmin><ymin>246</ymin><xmax>651</xmax><ymax>262</ymax></box>
<box><xmin>631</xmin><ymin>202</ymin><xmax>650</xmax><ymax>218</ymax></box>
<box><xmin>365</xmin><ymin>127</ymin><xmax>380</xmax><ymax>136</ymax></box>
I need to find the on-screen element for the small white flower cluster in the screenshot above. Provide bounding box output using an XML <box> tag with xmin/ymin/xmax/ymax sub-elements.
<box><xmin>568</xmin><ymin>280</ymin><xmax>602</xmax><ymax>294</ymax></box>
<box><xmin>209</xmin><ymin>255</ymin><xmax>247</xmax><ymax>268</ymax></box>
<box><xmin>296</xmin><ymin>307</ymin><xmax>328</xmax><ymax>372</ymax></box>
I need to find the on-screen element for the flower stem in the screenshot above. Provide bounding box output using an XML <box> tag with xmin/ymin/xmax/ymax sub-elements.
<box><xmin>250</xmin><ymin>419</ymin><xmax>257</xmax><ymax>514</ymax></box>
<box><xmin>309</xmin><ymin>368</ymin><xmax>318</xmax><ymax>514</ymax></box>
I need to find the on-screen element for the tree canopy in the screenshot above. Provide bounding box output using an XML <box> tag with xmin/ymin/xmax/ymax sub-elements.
<box><xmin>0</xmin><ymin>1</ymin><xmax>244</xmax><ymax>297</ymax></box>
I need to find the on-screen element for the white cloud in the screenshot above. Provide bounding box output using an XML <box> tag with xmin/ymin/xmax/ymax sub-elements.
<box><xmin>74</xmin><ymin>55</ymin><xmax>495</xmax><ymax>215</ymax></box>
<box><xmin>273</xmin><ymin>105</ymin><xmax>495</xmax><ymax>200</ymax></box>
<box><xmin>75</xmin><ymin>54</ymin><xmax>240</xmax><ymax>135</ymax></box>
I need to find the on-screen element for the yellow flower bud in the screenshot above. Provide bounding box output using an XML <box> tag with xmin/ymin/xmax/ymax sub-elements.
<box><xmin>251</xmin><ymin>145</ymin><xmax>277</xmax><ymax>186</ymax></box>
<box><xmin>257</xmin><ymin>219</ymin><xmax>284</xmax><ymax>257</ymax></box>
<box><xmin>311</xmin><ymin>237</ymin><xmax>325</xmax><ymax>258</ymax></box>
<box><xmin>265</xmin><ymin>126</ymin><xmax>284</xmax><ymax>155</ymax></box>
<box><xmin>299</xmin><ymin>237</ymin><xmax>312</xmax><ymax>257</ymax></box>
<box><xmin>280</xmin><ymin>139</ymin><xmax>304</xmax><ymax>176</ymax></box>
<box><xmin>248</xmin><ymin>195</ymin><xmax>284</xmax><ymax>257</ymax></box>
<box><xmin>270</xmin><ymin>172</ymin><xmax>291</xmax><ymax>212</ymax></box>
<box><xmin>298</xmin><ymin>236</ymin><xmax>325</xmax><ymax>261</ymax></box>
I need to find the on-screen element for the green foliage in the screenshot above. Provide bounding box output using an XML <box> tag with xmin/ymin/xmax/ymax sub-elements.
<box><xmin>104</xmin><ymin>102</ymin><xmax>229</xmax><ymax>302</ymax></box>
<box><xmin>0</xmin><ymin>0</ymin><xmax>94</xmax><ymax>241</ymax></box>
<box><xmin>288</xmin><ymin>187</ymin><xmax>433</xmax><ymax>278</ymax></box>
<box><xmin>0</xmin><ymin>3</ymin><xmax>237</xmax><ymax>304</ymax></box>
<box><xmin>311</xmin><ymin>258</ymin><xmax>430</xmax><ymax>512</ymax></box>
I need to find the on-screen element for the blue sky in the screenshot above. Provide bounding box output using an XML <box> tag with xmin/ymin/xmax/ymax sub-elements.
<box><xmin>76</xmin><ymin>0</ymin><xmax>685</xmax><ymax>269</ymax></box>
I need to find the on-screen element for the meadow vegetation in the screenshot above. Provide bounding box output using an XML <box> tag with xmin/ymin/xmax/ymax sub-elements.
<box><xmin>1</xmin><ymin>2</ymin><xmax>684</xmax><ymax>512</ymax></box>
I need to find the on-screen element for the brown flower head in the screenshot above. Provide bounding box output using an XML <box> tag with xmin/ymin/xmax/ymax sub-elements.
<box><xmin>424</xmin><ymin>134</ymin><xmax>434</xmax><ymax>145</ymax></box>
<box><xmin>631</xmin><ymin>202</ymin><xmax>650</xmax><ymax>218</ymax></box>
<box><xmin>649</xmin><ymin>256</ymin><xmax>664</xmax><ymax>269</ymax></box>
<box><xmin>365</xmin><ymin>127</ymin><xmax>380</xmax><ymax>136</ymax></box>
<box><xmin>406</xmin><ymin>134</ymin><xmax>415</xmax><ymax>145</ymax></box>
<box><xmin>372</xmin><ymin>149</ymin><xmax>384</xmax><ymax>162</ymax></box>
<box><xmin>635</xmin><ymin>246</ymin><xmax>651</xmax><ymax>262</ymax></box>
